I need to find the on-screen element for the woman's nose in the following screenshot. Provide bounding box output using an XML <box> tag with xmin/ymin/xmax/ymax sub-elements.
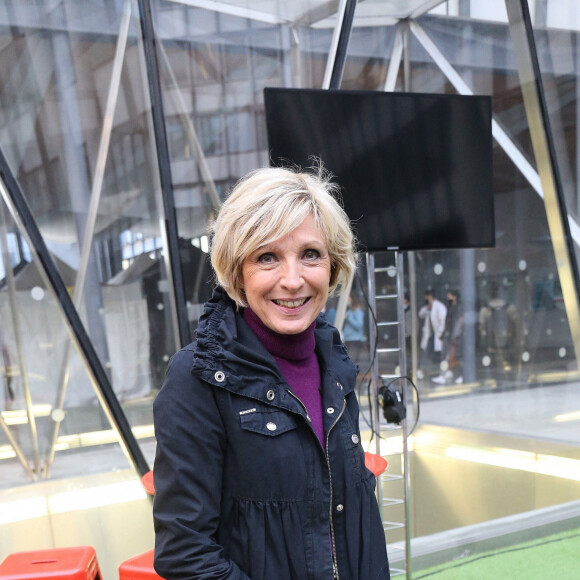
<box><xmin>280</xmin><ymin>259</ymin><xmax>303</xmax><ymax>289</ymax></box>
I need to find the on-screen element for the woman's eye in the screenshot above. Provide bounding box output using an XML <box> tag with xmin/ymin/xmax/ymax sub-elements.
<box><xmin>257</xmin><ymin>253</ymin><xmax>275</xmax><ymax>264</ymax></box>
<box><xmin>304</xmin><ymin>249</ymin><xmax>320</xmax><ymax>260</ymax></box>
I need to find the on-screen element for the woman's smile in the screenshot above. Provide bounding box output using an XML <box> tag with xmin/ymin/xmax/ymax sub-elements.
<box><xmin>274</xmin><ymin>297</ymin><xmax>309</xmax><ymax>308</ymax></box>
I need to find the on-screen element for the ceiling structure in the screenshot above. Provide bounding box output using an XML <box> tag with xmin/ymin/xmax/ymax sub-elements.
<box><xmin>167</xmin><ymin>0</ymin><xmax>447</xmax><ymax>27</ymax></box>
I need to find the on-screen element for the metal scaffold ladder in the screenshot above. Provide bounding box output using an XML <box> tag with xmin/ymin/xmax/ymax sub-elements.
<box><xmin>365</xmin><ymin>251</ymin><xmax>412</xmax><ymax>578</ymax></box>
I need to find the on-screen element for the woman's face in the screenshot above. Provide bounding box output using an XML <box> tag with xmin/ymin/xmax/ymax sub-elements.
<box><xmin>241</xmin><ymin>213</ymin><xmax>331</xmax><ymax>335</ymax></box>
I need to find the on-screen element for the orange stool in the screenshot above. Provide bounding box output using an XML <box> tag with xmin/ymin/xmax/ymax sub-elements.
<box><xmin>119</xmin><ymin>549</ymin><xmax>163</xmax><ymax>580</ymax></box>
<box><xmin>0</xmin><ymin>546</ymin><xmax>101</xmax><ymax>580</ymax></box>
<box><xmin>364</xmin><ymin>452</ymin><xmax>388</xmax><ymax>476</ymax></box>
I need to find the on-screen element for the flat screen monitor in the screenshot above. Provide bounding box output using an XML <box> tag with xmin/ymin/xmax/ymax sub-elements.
<box><xmin>264</xmin><ymin>87</ymin><xmax>495</xmax><ymax>252</ymax></box>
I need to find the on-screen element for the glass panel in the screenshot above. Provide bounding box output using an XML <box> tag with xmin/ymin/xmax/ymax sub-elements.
<box><xmin>337</xmin><ymin>0</ymin><xmax>580</xmax><ymax>571</ymax></box>
<box><xmin>153</xmin><ymin>1</ymin><xmax>335</xmax><ymax>331</ymax></box>
<box><xmin>531</xmin><ymin>1</ymin><xmax>580</xmax><ymax>266</ymax></box>
<box><xmin>0</xmin><ymin>1</ymin><xmax>166</xmax><ymax>571</ymax></box>
<box><xmin>0</xmin><ymin>185</ymin><xmax>154</xmax><ymax>577</ymax></box>
<box><xmin>0</xmin><ymin>1</ymin><xmax>172</xmax><ymax>485</ymax></box>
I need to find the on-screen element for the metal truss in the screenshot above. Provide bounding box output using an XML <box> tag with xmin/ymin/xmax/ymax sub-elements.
<box><xmin>505</xmin><ymin>0</ymin><xmax>580</xmax><ymax>366</ymax></box>
<box><xmin>43</xmin><ymin>0</ymin><xmax>134</xmax><ymax>478</ymax></box>
<box><xmin>0</xmin><ymin>148</ymin><xmax>150</xmax><ymax>479</ymax></box>
<box><xmin>404</xmin><ymin>12</ymin><xmax>580</xmax><ymax>365</ymax></box>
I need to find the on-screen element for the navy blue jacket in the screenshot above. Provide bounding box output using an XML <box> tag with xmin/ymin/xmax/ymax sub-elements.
<box><xmin>153</xmin><ymin>289</ymin><xmax>390</xmax><ymax>579</ymax></box>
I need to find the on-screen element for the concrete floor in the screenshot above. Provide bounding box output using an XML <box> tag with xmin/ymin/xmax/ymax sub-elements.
<box><xmin>418</xmin><ymin>382</ymin><xmax>580</xmax><ymax>444</ymax></box>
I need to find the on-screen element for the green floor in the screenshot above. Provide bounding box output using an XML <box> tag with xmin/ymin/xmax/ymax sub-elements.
<box><xmin>413</xmin><ymin>529</ymin><xmax>580</xmax><ymax>579</ymax></box>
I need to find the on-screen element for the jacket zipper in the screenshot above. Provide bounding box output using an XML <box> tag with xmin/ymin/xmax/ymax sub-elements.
<box><xmin>287</xmin><ymin>391</ymin><xmax>328</xmax><ymax>454</ymax></box>
<box><xmin>325</xmin><ymin>399</ymin><xmax>346</xmax><ymax>580</ymax></box>
<box><xmin>287</xmin><ymin>390</ymin><xmax>346</xmax><ymax>579</ymax></box>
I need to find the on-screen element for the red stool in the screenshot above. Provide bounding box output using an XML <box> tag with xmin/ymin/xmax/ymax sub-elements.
<box><xmin>0</xmin><ymin>547</ymin><xmax>101</xmax><ymax>580</ymax></box>
<box><xmin>140</xmin><ymin>471</ymin><xmax>154</xmax><ymax>496</ymax></box>
<box><xmin>119</xmin><ymin>549</ymin><xmax>163</xmax><ymax>580</ymax></box>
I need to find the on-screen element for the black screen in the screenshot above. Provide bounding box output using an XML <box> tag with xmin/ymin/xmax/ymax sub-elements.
<box><xmin>264</xmin><ymin>87</ymin><xmax>495</xmax><ymax>251</ymax></box>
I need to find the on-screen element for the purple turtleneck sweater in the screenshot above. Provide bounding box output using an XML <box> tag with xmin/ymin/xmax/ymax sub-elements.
<box><xmin>243</xmin><ymin>308</ymin><xmax>325</xmax><ymax>448</ymax></box>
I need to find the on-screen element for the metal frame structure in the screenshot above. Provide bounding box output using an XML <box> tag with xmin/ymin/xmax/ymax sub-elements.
<box><xmin>323</xmin><ymin>0</ymin><xmax>357</xmax><ymax>335</ymax></box>
<box><xmin>137</xmin><ymin>0</ymin><xmax>191</xmax><ymax>348</ymax></box>
<box><xmin>43</xmin><ymin>0</ymin><xmax>133</xmax><ymax>478</ymax></box>
<box><xmin>365</xmin><ymin>252</ymin><xmax>412</xmax><ymax>577</ymax></box>
<box><xmin>505</xmin><ymin>0</ymin><xmax>580</xmax><ymax>364</ymax></box>
<box><xmin>0</xmin><ymin>203</ymin><xmax>38</xmax><ymax>480</ymax></box>
<box><xmin>374</xmin><ymin>7</ymin><xmax>580</xmax><ymax>375</ymax></box>
<box><xmin>0</xmin><ymin>148</ymin><xmax>150</xmax><ymax>478</ymax></box>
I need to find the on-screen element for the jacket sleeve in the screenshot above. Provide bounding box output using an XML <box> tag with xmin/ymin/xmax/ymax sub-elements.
<box><xmin>152</xmin><ymin>349</ymin><xmax>251</xmax><ymax>580</ymax></box>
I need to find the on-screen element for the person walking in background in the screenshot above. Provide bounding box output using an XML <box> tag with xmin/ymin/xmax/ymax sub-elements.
<box><xmin>153</xmin><ymin>165</ymin><xmax>390</xmax><ymax>580</ymax></box>
<box><xmin>433</xmin><ymin>289</ymin><xmax>463</xmax><ymax>385</ymax></box>
<box><xmin>479</xmin><ymin>283</ymin><xmax>519</xmax><ymax>372</ymax></box>
<box><xmin>342</xmin><ymin>293</ymin><xmax>368</xmax><ymax>365</ymax></box>
<box><xmin>419</xmin><ymin>288</ymin><xmax>447</xmax><ymax>381</ymax></box>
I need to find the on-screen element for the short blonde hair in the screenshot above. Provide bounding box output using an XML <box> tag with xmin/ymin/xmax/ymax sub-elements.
<box><xmin>210</xmin><ymin>165</ymin><xmax>357</xmax><ymax>307</ymax></box>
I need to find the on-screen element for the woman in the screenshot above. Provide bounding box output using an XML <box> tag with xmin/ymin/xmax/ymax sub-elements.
<box><xmin>418</xmin><ymin>288</ymin><xmax>447</xmax><ymax>376</ymax></box>
<box><xmin>153</xmin><ymin>166</ymin><xmax>390</xmax><ymax>580</ymax></box>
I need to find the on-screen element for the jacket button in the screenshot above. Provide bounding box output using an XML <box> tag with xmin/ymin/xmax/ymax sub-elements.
<box><xmin>351</xmin><ymin>434</ymin><xmax>360</xmax><ymax>445</ymax></box>
<box><xmin>266</xmin><ymin>390</ymin><xmax>275</xmax><ymax>401</ymax></box>
<box><xmin>337</xmin><ymin>382</ymin><xmax>343</xmax><ymax>390</ymax></box>
<box><xmin>327</xmin><ymin>407</ymin><xmax>335</xmax><ymax>414</ymax></box>
<box><xmin>214</xmin><ymin>371</ymin><xmax>225</xmax><ymax>382</ymax></box>
<box><xmin>266</xmin><ymin>422</ymin><xmax>277</xmax><ymax>431</ymax></box>
<box><xmin>336</xmin><ymin>504</ymin><xmax>344</xmax><ymax>512</ymax></box>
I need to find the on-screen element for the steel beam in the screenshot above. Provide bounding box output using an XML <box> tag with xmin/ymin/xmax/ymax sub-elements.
<box><xmin>323</xmin><ymin>0</ymin><xmax>357</xmax><ymax>90</ymax></box>
<box><xmin>156</xmin><ymin>37</ymin><xmax>221</xmax><ymax>213</ymax></box>
<box><xmin>322</xmin><ymin>0</ymin><xmax>357</xmax><ymax>334</ymax></box>
<box><xmin>137</xmin><ymin>0</ymin><xmax>191</xmax><ymax>348</ymax></box>
<box><xmin>384</xmin><ymin>24</ymin><xmax>403</xmax><ymax>92</ymax></box>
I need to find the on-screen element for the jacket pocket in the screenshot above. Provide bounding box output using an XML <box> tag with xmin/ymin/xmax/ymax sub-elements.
<box><xmin>233</xmin><ymin>409</ymin><xmax>308</xmax><ymax>500</ymax></box>
<box><xmin>240</xmin><ymin>409</ymin><xmax>298</xmax><ymax>437</ymax></box>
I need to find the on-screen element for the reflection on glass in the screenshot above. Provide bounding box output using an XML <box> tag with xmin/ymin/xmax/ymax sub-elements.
<box><xmin>0</xmin><ymin>1</ymin><xmax>172</xmax><ymax>490</ymax></box>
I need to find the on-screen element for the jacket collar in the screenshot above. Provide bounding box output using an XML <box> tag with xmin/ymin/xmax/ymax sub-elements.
<box><xmin>191</xmin><ymin>288</ymin><xmax>357</xmax><ymax>403</ymax></box>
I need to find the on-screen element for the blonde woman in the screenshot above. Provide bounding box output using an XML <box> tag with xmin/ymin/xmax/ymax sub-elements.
<box><xmin>153</xmin><ymin>166</ymin><xmax>390</xmax><ymax>580</ymax></box>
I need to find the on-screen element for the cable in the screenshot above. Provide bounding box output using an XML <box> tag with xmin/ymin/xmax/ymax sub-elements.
<box><xmin>407</xmin><ymin>377</ymin><xmax>420</xmax><ymax>436</ymax></box>
<box><xmin>413</xmin><ymin>531</ymin><xmax>580</xmax><ymax>578</ymax></box>
<box><xmin>354</xmin><ymin>270</ymin><xmax>379</xmax><ymax>438</ymax></box>
<box><xmin>353</xmin><ymin>270</ymin><xmax>422</xmax><ymax>441</ymax></box>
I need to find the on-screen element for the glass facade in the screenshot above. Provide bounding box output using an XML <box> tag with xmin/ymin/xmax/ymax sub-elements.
<box><xmin>1</xmin><ymin>1</ymin><xmax>579</xmax><ymax>577</ymax></box>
